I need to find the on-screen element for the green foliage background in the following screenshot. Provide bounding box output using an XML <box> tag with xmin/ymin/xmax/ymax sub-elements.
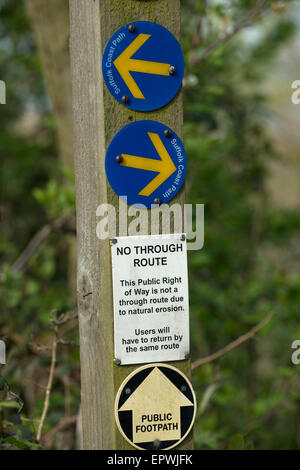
<box><xmin>1</xmin><ymin>0</ymin><xmax>300</xmax><ymax>450</ymax></box>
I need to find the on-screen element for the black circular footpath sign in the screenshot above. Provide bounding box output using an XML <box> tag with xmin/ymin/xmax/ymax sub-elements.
<box><xmin>114</xmin><ymin>363</ymin><xmax>196</xmax><ymax>450</ymax></box>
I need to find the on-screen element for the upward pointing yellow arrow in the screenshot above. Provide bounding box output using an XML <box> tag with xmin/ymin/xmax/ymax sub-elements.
<box><xmin>119</xmin><ymin>367</ymin><xmax>193</xmax><ymax>444</ymax></box>
<box><xmin>120</xmin><ymin>132</ymin><xmax>177</xmax><ymax>197</ymax></box>
<box><xmin>113</xmin><ymin>34</ymin><xmax>171</xmax><ymax>99</ymax></box>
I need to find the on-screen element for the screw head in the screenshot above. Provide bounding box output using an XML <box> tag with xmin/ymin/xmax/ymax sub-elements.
<box><xmin>185</xmin><ymin>353</ymin><xmax>190</xmax><ymax>360</ymax></box>
<box><xmin>169</xmin><ymin>65</ymin><xmax>176</xmax><ymax>75</ymax></box>
<box><xmin>114</xmin><ymin>358</ymin><xmax>121</xmax><ymax>365</ymax></box>
<box><xmin>125</xmin><ymin>387</ymin><xmax>131</xmax><ymax>395</ymax></box>
<box><xmin>153</xmin><ymin>439</ymin><xmax>161</xmax><ymax>449</ymax></box>
<box><xmin>116</xmin><ymin>155</ymin><xmax>123</xmax><ymax>164</ymax></box>
<box><xmin>164</xmin><ymin>129</ymin><xmax>172</xmax><ymax>138</ymax></box>
<box><xmin>180</xmin><ymin>234</ymin><xmax>186</xmax><ymax>241</ymax></box>
<box><xmin>153</xmin><ymin>198</ymin><xmax>161</xmax><ymax>205</ymax></box>
<box><xmin>122</xmin><ymin>95</ymin><xmax>129</xmax><ymax>104</ymax></box>
<box><xmin>128</xmin><ymin>24</ymin><xmax>136</xmax><ymax>33</ymax></box>
<box><xmin>181</xmin><ymin>385</ymin><xmax>187</xmax><ymax>392</ymax></box>
<box><xmin>111</xmin><ymin>238</ymin><xmax>118</xmax><ymax>245</ymax></box>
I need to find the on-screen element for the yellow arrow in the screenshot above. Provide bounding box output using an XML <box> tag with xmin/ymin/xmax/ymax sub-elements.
<box><xmin>113</xmin><ymin>34</ymin><xmax>171</xmax><ymax>99</ymax></box>
<box><xmin>120</xmin><ymin>132</ymin><xmax>176</xmax><ymax>197</ymax></box>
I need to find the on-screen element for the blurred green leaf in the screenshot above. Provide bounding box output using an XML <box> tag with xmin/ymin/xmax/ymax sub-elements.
<box><xmin>228</xmin><ymin>434</ymin><xmax>245</xmax><ymax>450</ymax></box>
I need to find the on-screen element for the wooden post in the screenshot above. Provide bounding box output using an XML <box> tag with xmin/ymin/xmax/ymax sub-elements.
<box><xmin>70</xmin><ymin>0</ymin><xmax>192</xmax><ymax>450</ymax></box>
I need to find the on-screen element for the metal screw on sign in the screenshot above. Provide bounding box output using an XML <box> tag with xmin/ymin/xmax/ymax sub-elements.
<box><xmin>153</xmin><ymin>439</ymin><xmax>161</xmax><ymax>449</ymax></box>
<box><xmin>164</xmin><ymin>129</ymin><xmax>172</xmax><ymax>138</ymax></box>
<box><xmin>128</xmin><ymin>24</ymin><xmax>136</xmax><ymax>33</ymax></box>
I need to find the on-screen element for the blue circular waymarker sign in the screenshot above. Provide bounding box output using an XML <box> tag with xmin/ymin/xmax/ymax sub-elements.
<box><xmin>102</xmin><ymin>21</ymin><xmax>184</xmax><ymax>112</ymax></box>
<box><xmin>105</xmin><ymin>120</ymin><xmax>187</xmax><ymax>208</ymax></box>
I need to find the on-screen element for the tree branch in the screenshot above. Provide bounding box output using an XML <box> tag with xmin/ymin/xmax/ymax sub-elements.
<box><xmin>36</xmin><ymin>312</ymin><xmax>58</xmax><ymax>441</ymax></box>
<box><xmin>10</xmin><ymin>214</ymin><xmax>74</xmax><ymax>274</ymax></box>
<box><xmin>41</xmin><ymin>415</ymin><xmax>77</xmax><ymax>449</ymax></box>
<box><xmin>191</xmin><ymin>312</ymin><xmax>274</xmax><ymax>371</ymax></box>
<box><xmin>189</xmin><ymin>0</ymin><xmax>268</xmax><ymax>66</ymax></box>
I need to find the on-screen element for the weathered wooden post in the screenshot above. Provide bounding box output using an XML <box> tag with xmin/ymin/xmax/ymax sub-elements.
<box><xmin>70</xmin><ymin>0</ymin><xmax>194</xmax><ymax>450</ymax></box>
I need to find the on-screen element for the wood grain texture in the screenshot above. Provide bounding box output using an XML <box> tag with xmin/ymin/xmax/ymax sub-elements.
<box><xmin>70</xmin><ymin>0</ymin><xmax>192</xmax><ymax>450</ymax></box>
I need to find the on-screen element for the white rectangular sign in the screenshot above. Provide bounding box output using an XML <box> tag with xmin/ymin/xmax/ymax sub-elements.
<box><xmin>111</xmin><ymin>234</ymin><xmax>190</xmax><ymax>365</ymax></box>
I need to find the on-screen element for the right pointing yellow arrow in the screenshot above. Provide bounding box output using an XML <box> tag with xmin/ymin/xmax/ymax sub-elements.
<box><xmin>120</xmin><ymin>132</ymin><xmax>177</xmax><ymax>197</ymax></box>
<box><xmin>114</xmin><ymin>34</ymin><xmax>171</xmax><ymax>100</ymax></box>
